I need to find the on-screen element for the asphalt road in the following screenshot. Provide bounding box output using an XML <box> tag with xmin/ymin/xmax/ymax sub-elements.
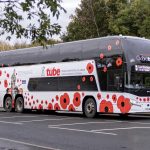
<box><xmin>0</xmin><ymin>110</ymin><xmax>150</xmax><ymax>150</ymax></box>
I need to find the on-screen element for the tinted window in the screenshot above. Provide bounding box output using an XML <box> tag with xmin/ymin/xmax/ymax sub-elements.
<box><xmin>28</xmin><ymin>75</ymin><xmax>98</xmax><ymax>91</ymax></box>
<box><xmin>96</xmin><ymin>55</ymin><xmax>124</xmax><ymax>91</ymax></box>
<box><xmin>28</xmin><ymin>77</ymin><xmax>58</xmax><ymax>91</ymax></box>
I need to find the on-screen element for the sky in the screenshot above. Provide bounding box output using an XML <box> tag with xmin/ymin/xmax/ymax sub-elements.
<box><xmin>1</xmin><ymin>0</ymin><xmax>81</xmax><ymax>44</ymax></box>
<box><xmin>53</xmin><ymin>0</ymin><xmax>81</xmax><ymax>39</ymax></box>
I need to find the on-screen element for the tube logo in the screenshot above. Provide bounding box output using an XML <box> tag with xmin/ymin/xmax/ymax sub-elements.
<box><xmin>46</xmin><ymin>68</ymin><xmax>60</xmax><ymax>76</ymax></box>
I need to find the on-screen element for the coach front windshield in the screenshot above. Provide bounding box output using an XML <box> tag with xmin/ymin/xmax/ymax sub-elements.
<box><xmin>123</xmin><ymin>37</ymin><xmax>150</xmax><ymax>95</ymax></box>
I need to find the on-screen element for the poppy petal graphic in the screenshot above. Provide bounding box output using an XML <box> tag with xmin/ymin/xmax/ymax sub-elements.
<box><xmin>68</xmin><ymin>104</ymin><xmax>75</xmax><ymax>111</ymax></box>
<box><xmin>116</xmin><ymin>57</ymin><xmax>123</xmax><ymax>67</ymax></box>
<box><xmin>48</xmin><ymin>103</ymin><xmax>53</xmax><ymax>110</ymax></box>
<box><xmin>54</xmin><ymin>103</ymin><xmax>60</xmax><ymax>110</ymax></box>
<box><xmin>117</xmin><ymin>95</ymin><xmax>131</xmax><ymax>113</ymax></box>
<box><xmin>60</xmin><ymin>93</ymin><xmax>70</xmax><ymax>109</ymax></box>
<box><xmin>99</xmin><ymin>100</ymin><xmax>113</xmax><ymax>113</ymax></box>
<box><xmin>73</xmin><ymin>92</ymin><xmax>81</xmax><ymax>107</ymax></box>
<box><xmin>86</xmin><ymin>63</ymin><xmax>94</xmax><ymax>74</ymax></box>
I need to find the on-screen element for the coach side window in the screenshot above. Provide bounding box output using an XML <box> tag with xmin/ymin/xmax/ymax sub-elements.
<box><xmin>28</xmin><ymin>76</ymin><xmax>98</xmax><ymax>92</ymax></box>
<box><xmin>96</xmin><ymin>55</ymin><xmax>124</xmax><ymax>92</ymax></box>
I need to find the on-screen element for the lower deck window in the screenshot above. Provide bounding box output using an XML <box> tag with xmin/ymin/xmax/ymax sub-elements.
<box><xmin>28</xmin><ymin>75</ymin><xmax>98</xmax><ymax>91</ymax></box>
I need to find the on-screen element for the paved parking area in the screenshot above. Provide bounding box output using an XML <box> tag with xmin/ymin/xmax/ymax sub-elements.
<box><xmin>0</xmin><ymin>111</ymin><xmax>150</xmax><ymax>150</ymax></box>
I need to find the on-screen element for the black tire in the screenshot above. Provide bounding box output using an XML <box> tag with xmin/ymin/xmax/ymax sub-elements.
<box><xmin>4</xmin><ymin>96</ymin><xmax>13</xmax><ymax>112</ymax></box>
<box><xmin>83</xmin><ymin>98</ymin><xmax>97</xmax><ymax>118</ymax></box>
<box><xmin>15</xmin><ymin>97</ymin><xmax>24</xmax><ymax>113</ymax></box>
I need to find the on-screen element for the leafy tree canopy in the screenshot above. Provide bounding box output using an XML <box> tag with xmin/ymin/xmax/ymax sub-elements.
<box><xmin>0</xmin><ymin>0</ymin><xmax>66</xmax><ymax>45</ymax></box>
<box><xmin>62</xmin><ymin>0</ymin><xmax>150</xmax><ymax>42</ymax></box>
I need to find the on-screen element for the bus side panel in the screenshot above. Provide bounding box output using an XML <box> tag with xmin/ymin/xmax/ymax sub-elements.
<box><xmin>0</xmin><ymin>60</ymin><xmax>150</xmax><ymax>114</ymax></box>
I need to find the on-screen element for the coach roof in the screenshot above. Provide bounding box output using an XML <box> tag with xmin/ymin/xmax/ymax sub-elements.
<box><xmin>0</xmin><ymin>36</ymin><xmax>148</xmax><ymax>66</ymax></box>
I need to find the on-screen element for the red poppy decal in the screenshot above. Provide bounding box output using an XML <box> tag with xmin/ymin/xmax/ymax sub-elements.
<box><xmin>4</xmin><ymin>80</ymin><xmax>8</xmax><ymax>88</ymax></box>
<box><xmin>117</xmin><ymin>96</ymin><xmax>131</xmax><ymax>113</ymax></box>
<box><xmin>103</xmin><ymin>66</ymin><xmax>107</xmax><ymax>72</ymax></box>
<box><xmin>116</xmin><ymin>57</ymin><xmax>123</xmax><ymax>67</ymax></box>
<box><xmin>100</xmin><ymin>100</ymin><xmax>113</xmax><ymax>113</ymax></box>
<box><xmin>82</xmin><ymin>92</ymin><xmax>85</xmax><ymax>97</ymax></box>
<box><xmin>73</xmin><ymin>92</ymin><xmax>81</xmax><ymax>107</ymax></box>
<box><xmin>48</xmin><ymin>103</ymin><xmax>53</xmax><ymax>110</ymax></box>
<box><xmin>86</xmin><ymin>63</ymin><xmax>94</xmax><ymax>74</ymax></box>
<box><xmin>0</xmin><ymin>70</ymin><xmax>2</xmax><ymax>76</ymax></box>
<box><xmin>106</xmin><ymin>94</ymin><xmax>109</xmax><ymax>99</ymax></box>
<box><xmin>56</xmin><ymin>95</ymin><xmax>59</xmax><ymax>101</ymax></box>
<box><xmin>7</xmin><ymin>74</ymin><xmax>9</xmax><ymax>78</ymax></box>
<box><xmin>100</xmin><ymin>53</ymin><xmax>104</xmax><ymax>59</ymax></box>
<box><xmin>68</xmin><ymin>104</ymin><xmax>75</xmax><ymax>111</ymax></box>
<box><xmin>90</xmin><ymin>76</ymin><xmax>94</xmax><ymax>82</ymax></box>
<box><xmin>112</xmin><ymin>94</ymin><xmax>117</xmax><ymax>103</ymax></box>
<box><xmin>60</xmin><ymin>93</ymin><xmax>70</xmax><ymax>109</ymax></box>
<box><xmin>97</xmin><ymin>93</ymin><xmax>101</xmax><ymax>100</ymax></box>
<box><xmin>77</xmin><ymin>84</ymin><xmax>81</xmax><ymax>90</ymax></box>
<box><xmin>82</xmin><ymin>77</ymin><xmax>86</xmax><ymax>82</ymax></box>
<box><xmin>54</xmin><ymin>103</ymin><xmax>60</xmax><ymax>110</ymax></box>
<box><xmin>108</xmin><ymin>45</ymin><xmax>112</xmax><ymax>51</ymax></box>
<box><xmin>38</xmin><ymin>104</ymin><xmax>43</xmax><ymax>110</ymax></box>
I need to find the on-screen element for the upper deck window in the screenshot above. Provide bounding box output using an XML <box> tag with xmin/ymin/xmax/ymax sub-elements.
<box><xmin>123</xmin><ymin>38</ymin><xmax>150</xmax><ymax>67</ymax></box>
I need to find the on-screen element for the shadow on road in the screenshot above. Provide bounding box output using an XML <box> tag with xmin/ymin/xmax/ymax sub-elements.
<box><xmin>10</xmin><ymin>110</ymin><xmax>150</xmax><ymax>121</ymax></box>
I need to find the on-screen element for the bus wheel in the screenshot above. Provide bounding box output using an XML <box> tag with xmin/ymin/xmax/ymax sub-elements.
<box><xmin>4</xmin><ymin>96</ymin><xmax>13</xmax><ymax>112</ymax></box>
<box><xmin>83</xmin><ymin>98</ymin><xmax>97</xmax><ymax>118</ymax></box>
<box><xmin>15</xmin><ymin>97</ymin><xmax>24</xmax><ymax>113</ymax></box>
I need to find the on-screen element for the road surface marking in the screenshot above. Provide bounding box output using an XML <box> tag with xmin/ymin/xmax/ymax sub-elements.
<box><xmin>91</xmin><ymin>126</ymin><xmax>150</xmax><ymax>132</ymax></box>
<box><xmin>126</xmin><ymin>121</ymin><xmax>150</xmax><ymax>125</ymax></box>
<box><xmin>0</xmin><ymin>137</ymin><xmax>60</xmax><ymax>150</ymax></box>
<box><xmin>48</xmin><ymin>126</ymin><xmax>117</xmax><ymax>136</ymax></box>
<box><xmin>19</xmin><ymin>117</ymin><xmax>81</xmax><ymax>123</ymax></box>
<box><xmin>0</xmin><ymin>121</ymin><xmax>22</xmax><ymax>125</ymax></box>
<box><xmin>0</xmin><ymin>115</ymin><xmax>39</xmax><ymax>119</ymax></box>
<box><xmin>48</xmin><ymin>121</ymin><xmax>122</xmax><ymax>127</ymax></box>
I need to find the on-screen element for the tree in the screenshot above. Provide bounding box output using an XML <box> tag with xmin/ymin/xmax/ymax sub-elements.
<box><xmin>61</xmin><ymin>0</ymin><xmax>128</xmax><ymax>42</ymax></box>
<box><xmin>109</xmin><ymin>0</ymin><xmax>150</xmax><ymax>38</ymax></box>
<box><xmin>61</xmin><ymin>0</ymin><xmax>110</xmax><ymax>42</ymax></box>
<box><xmin>0</xmin><ymin>0</ymin><xmax>66</xmax><ymax>45</ymax></box>
<box><xmin>62</xmin><ymin>0</ymin><xmax>150</xmax><ymax>42</ymax></box>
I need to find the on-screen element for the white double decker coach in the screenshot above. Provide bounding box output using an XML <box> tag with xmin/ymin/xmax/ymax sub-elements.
<box><xmin>0</xmin><ymin>36</ymin><xmax>150</xmax><ymax>118</ymax></box>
